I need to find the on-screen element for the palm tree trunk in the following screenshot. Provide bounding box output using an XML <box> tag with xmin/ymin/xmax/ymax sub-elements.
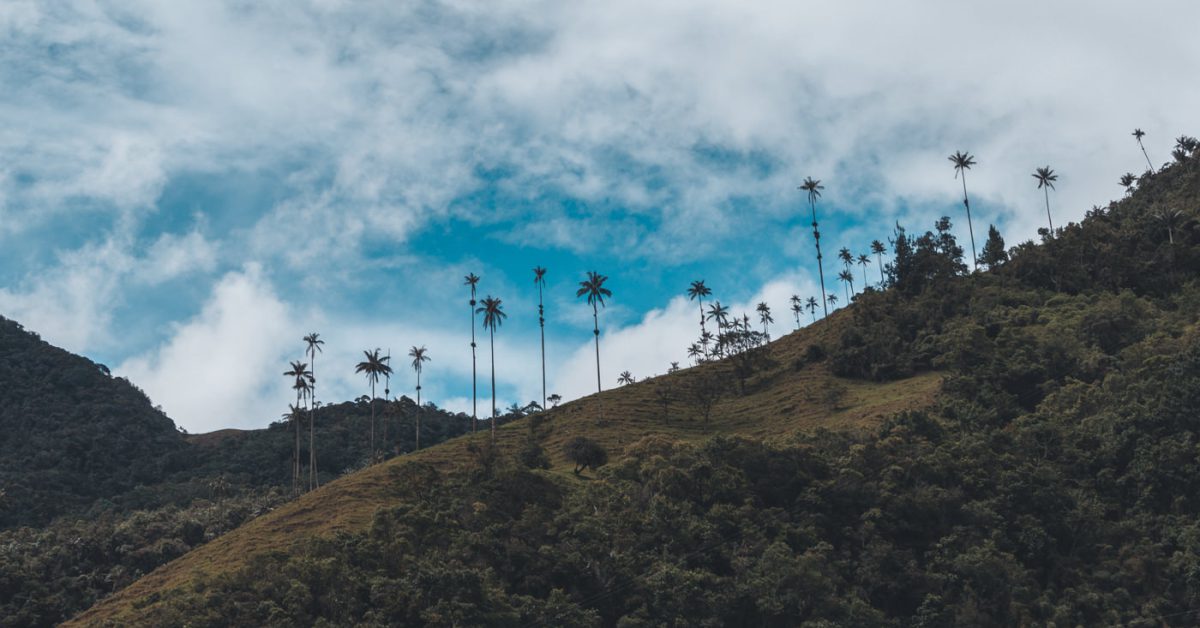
<box><xmin>876</xmin><ymin>253</ymin><xmax>884</xmax><ymax>285</ymax></box>
<box><xmin>592</xmin><ymin>303</ymin><xmax>601</xmax><ymax>394</ymax></box>
<box><xmin>538</xmin><ymin>285</ymin><xmax>546</xmax><ymax>411</ymax></box>
<box><xmin>369</xmin><ymin>381</ymin><xmax>376</xmax><ymax>461</ymax></box>
<box><xmin>811</xmin><ymin>201</ymin><xmax>829</xmax><ymax>318</ymax></box>
<box><xmin>415</xmin><ymin>370</ymin><xmax>421</xmax><ymax>451</ymax></box>
<box><xmin>1044</xmin><ymin>187</ymin><xmax>1054</xmax><ymax>233</ymax></box>
<box><xmin>470</xmin><ymin>306</ymin><xmax>477</xmax><ymax>437</ymax></box>
<box><xmin>861</xmin><ymin>265</ymin><xmax>868</xmax><ymax>288</ymax></box>
<box><xmin>1140</xmin><ymin>140</ymin><xmax>1153</xmax><ymax>171</ymax></box>
<box><xmin>961</xmin><ymin>172</ymin><xmax>977</xmax><ymax>270</ymax></box>
<box><xmin>490</xmin><ymin>328</ymin><xmax>497</xmax><ymax>442</ymax></box>
<box><xmin>697</xmin><ymin>298</ymin><xmax>708</xmax><ymax>358</ymax></box>
<box><xmin>310</xmin><ymin>358</ymin><xmax>317</xmax><ymax>490</ymax></box>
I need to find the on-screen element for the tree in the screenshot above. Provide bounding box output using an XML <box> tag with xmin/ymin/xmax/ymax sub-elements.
<box><xmin>857</xmin><ymin>253</ymin><xmax>872</xmax><ymax>287</ymax></box>
<box><xmin>838</xmin><ymin>247</ymin><xmax>853</xmax><ymax>271</ymax></box>
<box><xmin>871</xmin><ymin>240</ymin><xmax>887</xmax><ymax>286</ymax></box>
<box><xmin>563</xmin><ymin>436</ymin><xmax>608</xmax><ymax>475</ymax></box>
<box><xmin>617</xmin><ymin>371</ymin><xmax>635</xmax><ymax>386</ymax></box>
<box><xmin>1120</xmin><ymin>172</ymin><xmax>1137</xmax><ymax>194</ymax></box>
<box><xmin>1032</xmin><ymin>166</ymin><xmax>1058</xmax><ymax>234</ymax></box>
<box><xmin>533</xmin><ymin>266</ymin><xmax>548</xmax><ymax>411</ymax></box>
<box><xmin>980</xmin><ymin>224</ymin><xmax>1008</xmax><ymax>268</ymax></box>
<box><xmin>790</xmin><ymin>294</ymin><xmax>803</xmax><ymax>329</ymax></box>
<box><xmin>706</xmin><ymin>302</ymin><xmax>730</xmax><ymax>357</ymax></box>
<box><xmin>799</xmin><ymin>177</ymin><xmax>829</xmax><ymax>318</ymax></box>
<box><xmin>303</xmin><ymin>333</ymin><xmax>324</xmax><ymax>490</ymax></box>
<box><xmin>653</xmin><ymin>378</ymin><xmax>675</xmax><ymax>424</ymax></box>
<box><xmin>354</xmin><ymin>348</ymin><xmax>391</xmax><ymax>460</ymax></box>
<box><xmin>687</xmin><ymin>280</ymin><xmax>713</xmax><ymax>358</ymax></box>
<box><xmin>687</xmin><ymin>342</ymin><xmax>703</xmax><ymax>364</ymax></box>
<box><xmin>837</xmin><ymin>269</ymin><xmax>854</xmax><ymax>302</ymax></box>
<box><xmin>408</xmin><ymin>346</ymin><xmax>430</xmax><ymax>450</ymax></box>
<box><xmin>687</xmin><ymin>370</ymin><xmax>724</xmax><ymax>424</ymax></box>
<box><xmin>1133</xmin><ymin>128</ymin><xmax>1153</xmax><ymax>171</ymax></box>
<box><xmin>577</xmin><ymin>272</ymin><xmax>612</xmax><ymax>396</ymax></box>
<box><xmin>280</xmin><ymin>403</ymin><xmax>304</xmax><ymax>493</ymax></box>
<box><xmin>668</xmin><ymin>361</ymin><xmax>680</xmax><ymax>373</ymax></box>
<box><xmin>283</xmin><ymin>360</ymin><xmax>312</xmax><ymax>494</ymax></box>
<box><xmin>1173</xmin><ymin>135</ymin><xmax>1199</xmax><ymax>163</ymax></box>
<box><xmin>477</xmin><ymin>296</ymin><xmax>506</xmax><ymax>442</ymax></box>
<box><xmin>547</xmin><ymin>393</ymin><xmax>562</xmax><ymax>408</ymax></box>
<box><xmin>949</xmin><ymin>151</ymin><xmax>979</xmax><ymax>270</ymax></box>
<box><xmin>464</xmin><ymin>273</ymin><xmax>480</xmax><ymax>436</ymax></box>
<box><xmin>756</xmin><ymin>302</ymin><xmax>773</xmax><ymax>337</ymax></box>
<box><xmin>806</xmin><ymin>296</ymin><xmax>819</xmax><ymax>322</ymax></box>
<box><xmin>827</xmin><ymin>292</ymin><xmax>838</xmax><ymax>308</ymax></box>
<box><xmin>1155</xmin><ymin>209</ymin><xmax>1184</xmax><ymax>245</ymax></box>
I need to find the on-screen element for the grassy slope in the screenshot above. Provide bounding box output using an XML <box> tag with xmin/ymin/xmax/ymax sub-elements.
<box><xmin>69</xmin><ymin>308</ymin><xmax>942</xmax><ymax>626</ymax></box>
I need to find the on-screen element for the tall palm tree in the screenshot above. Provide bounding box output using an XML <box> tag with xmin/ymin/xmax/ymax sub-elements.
<box><xmin>838</xmin><ymin>247</ymin><xmax>853</xmax><ymax>272</ymax></box>
<box><xmin>283</xmin><ymin>360</ymin><xmax>312</xmax><ymax>494</ymax></box>
<box><xmin>799</xmin><ymin>177</ymin><xmax>829</xmax><ymax>318</ymax></box>
<box><xmin>408</xmin><ymin>345</ymin><xmax>430</xmax><ymax>450</ymax></box>
<box><xmin>354</xmin><ymin>348</ymin><xmax>391</xmax><ymax>460</ymax></box>
<box><xmin>464</xmin><ymin>273</ymin><xmax>480</xmax><ymax>436</ymax></box>
<box><xmin>706</xmin><ymin>301</ymin><xmax>729</xmax><ymax>357</ymax></box>
<box><xmin>857</xmin><ymin>253</ymin><xmax>872</xmax><ymax>287</ymax></box>
<box><xmin>477</xmin><ymin>296</ymin><xmax>506</xmax><ymax>441</ymax></box>
<box><xmin>577</xmin><ymin>272</ymin><xmax>612</xmax><ymax>395</ymax></box>
<box><xmin>837</xmin><ymin>269</ymin><xmax>854</xmax><ymax>302</ymax></box>
<box><xmin>687</xmin><ymin>342</ymin><xmax>703</xmax><ymax>364</ymax></box>
<box><xmin>870</xmin><ymin>240</ymin><xmax>887</xmax><ymax>285</ymax></box>
<box><xmin>533</xmin><ymin>266</ymin><xmax>547</xmax><ymax>411</ymax></box>
<box><xmin>617</xmin><ymin>371</ymin><xmax>635</xmax><ymax>386</ymax></box>
<box><xmin>1032</xmin><ymin>166</ymin><xmax>1059</xmax><ymax>233</ymax></box>
<box><xmin>826</xmin><ymin>292</ymin><xmax>839</xmax><ymax>308</ymax></box>
<box><xmin>790</xmin><ymin>294</ymin><xmax>802</xmax><ymax>329</ymax></box>
<box><xmin>1133</xmin><ymin>128</ymin><xmax>1153</xmax><ymax>171</ymax></box>
<box><xmin>805</xmin><ymin>296</ymin><xmax>819</xmax><ymax>322</ymax></box>
<box><xmin>1155</xmin><ymin>209</ymin><xmax>1183</xmax><ymax>245</ymax></box>
<box><xmin>303</xmin><ymin>333</ymin><xmax>324</xmax><ymax>490</ymax></box>
<box><xmin>756</xmin><ymin>302</ymin><xmax>773</xmax><ymax>337</ymax></box>
<box><xmin>949</xmin><ymin>151</ymin><xmax>979</xmax><ymax>270</ymax></box>
<box><xmin>281</xmin><ymin>404</ymin><xmax>304</xmax><ymax>493</ymax></box>
<box><xmin>686</xmin><ymin>280</ymin><xmax>713</xmax><ymax>358</ymax></box>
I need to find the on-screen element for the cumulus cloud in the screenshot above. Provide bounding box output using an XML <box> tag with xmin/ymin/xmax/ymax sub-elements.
<box><xmin>117</xmin><ymin>265</ymin><xmax>297</xmax><ymax>431</ymax></box>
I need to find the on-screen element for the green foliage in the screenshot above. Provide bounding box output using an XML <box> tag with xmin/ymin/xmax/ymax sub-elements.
<box><xmin>563</xmin><ymin>437</ymin><xmax>608</xmax><ymax>475</ymax></box>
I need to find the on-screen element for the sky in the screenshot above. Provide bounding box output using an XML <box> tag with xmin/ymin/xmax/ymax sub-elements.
<box><xmin>1</xmin><ymin>1</ymin><xmax>1197</xmax><ymax>433</ymax></box>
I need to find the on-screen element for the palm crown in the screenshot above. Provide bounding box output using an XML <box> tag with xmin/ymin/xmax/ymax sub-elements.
<box><xmin>464</xmin><ymin>273</ymin><xmax>480</xmax><ymax>302</ymax></box>
<box><xmin>1033</xmin><ymin>166</ymin><xmax>1057</xmax><ymax>190</ymax></box>
<box><xmin>409</xmin><ymin>346</ymin><xmax>430</xmax><ymax>373</ymax></box>
<box><xmin>354</xmin><ymin>349</ymin><xmax>391</xmax><ymax>386</ymax></box>
<box><xmin>687</xmin><ymin>280</ymin><xmax>711</xmax><ymax>301</ymax></box>
<box><xmin>799</xmin><ymin>176</ymin><xmax>823</xmax><ymax>205</ymax></box>
<box><xmin>949</xmin><ymin>150</ymin><xmax>976</xmax><ymax>177</ymax></box>
<box><xmin>477</xmin><ymin>296</ymin><xmax>506</xmax><ymax>331</ymax></box>
<box><xmin>577</xmin><ymin>271</ymin><xmax>612</xmax><ymax>308</ymax></box>
<box><xmin>533</xmin><ymin>266</ymin><xmax>546</xmax><ymax>287</ymax></box>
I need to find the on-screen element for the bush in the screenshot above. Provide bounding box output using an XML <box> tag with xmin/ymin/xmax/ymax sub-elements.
<box><xmin>563</xmin><ymin>437</ymin><xmax>608</xmax><ymax>475</ymax></box>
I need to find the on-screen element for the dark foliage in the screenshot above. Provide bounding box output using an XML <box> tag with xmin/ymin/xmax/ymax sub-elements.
<box><xmin>563</xmin><ymin>437</ymin><xmax>608</xmax><ymax>475</ymax></box>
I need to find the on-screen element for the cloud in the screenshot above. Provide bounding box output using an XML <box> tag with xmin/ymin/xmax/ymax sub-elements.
<box><xmin>116</xmin><ymin>265</ymin><xmax>297</xmax><ymax>431</ymax></box>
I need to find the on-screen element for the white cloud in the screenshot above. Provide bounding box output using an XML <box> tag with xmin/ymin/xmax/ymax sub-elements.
<box><xmin>117</xmin><ymin>265</ymin><xmax>297</xmax><ymax>431</ymax></box>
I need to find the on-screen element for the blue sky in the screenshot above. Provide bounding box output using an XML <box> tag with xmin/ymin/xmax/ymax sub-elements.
<box><xmin>1</xmin><ymin>1</ymin><xmax>1198</xmax><ymax>432</ymax></box>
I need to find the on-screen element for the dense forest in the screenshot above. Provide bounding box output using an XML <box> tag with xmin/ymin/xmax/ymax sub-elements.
<box><xmin>92</xmin><ymin>148</ymin><xmax>1200</xmax><ymax>625</ymax></box>
<box><xmin>0</xmin><ymin>322</ymin><xmax>503</xmax><ymax>626</ymax></box>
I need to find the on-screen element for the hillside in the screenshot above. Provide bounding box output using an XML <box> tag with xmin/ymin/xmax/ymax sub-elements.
<box><xmin>67</xmin><ymin>307</ymin><xmax>943</xmax><ymax>626</ymax></box>
<box><xmin>64</xmin><ymin>147</ymin><xmax>1200</xmax><ymax>625</ymax></box>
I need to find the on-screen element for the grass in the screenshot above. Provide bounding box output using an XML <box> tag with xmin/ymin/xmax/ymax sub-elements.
<box><xmin>67</xmin><ymin>307</ymin><xmax>942</xmax><ymax>626</ymax></box>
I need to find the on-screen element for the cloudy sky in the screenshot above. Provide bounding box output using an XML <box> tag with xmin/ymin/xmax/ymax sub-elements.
<box><xmin>1</xmin><ymin>1</ymin><xmax>1197</xmax><ymax>432</ymax></box>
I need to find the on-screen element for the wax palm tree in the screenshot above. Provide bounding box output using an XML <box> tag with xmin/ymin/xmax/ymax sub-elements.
<box><xmin>857</xmin><ymin>253</ymin><xmax>872</xmax><ymax>287</ymax></box>
<box><xmin>805</xmin><ymin>296</ymin><xmax>819</xmax><ymax>322</ymax></box>
<box><xmin>1033</xmin><ymin>166</ymin><xmax>1059</xmax><ymax>233</ymax></box>
<box><xmin>687</xmin><ymin>342</ymin><xmax>703</xmax><ymax>364</ymax></box>
<box><xmin>1155</xmin><ymin>209</ymin><xmax>1184</xmax><ymax>245</ymax></box>
<box><xmin>949</xmin><ymin>150</ymin><xmax>979</xmax><ymax>270</ymax></box>
<box><xmin>826</xmin><ymin>292</ymin><xmax>838</xmax><ymax>308</ymax></box>
<box><xmin>706</xmin><ymin>301</ymin><xmax>730</xmax><ymax>357</ymax></box>
<box><xmin>577</xmin><ymin>272</ymin><xmax>612</xmax><ymax>395</ymax></box>
<box><xmin>870</xmin><ymin>239</ymin><xmax>887</xmax><ymax>285</ymax></box>
<box><xmin>477</xmin><ymin>296</ymin><xmax>506</xmax><ymax>441</ymax></box>
<box><xmin>617</xmin><ymin>371</ymin><xmax>635</xmax><ymax>386</ymax></box>
<box><xmin>838</xmin><ymin>247</ymin><xmax>853</xmax><ymax>272</ymax></box>
<box><xmin>354</xmin><ymin>348</ymin><xmax>391</xmax><ymax>459</ymax></box>
<box><xmin>281</xmin><ymin>403</ymin><xmax>304</xmax><ymax>492</ymax></box>
<box><xmin>799</xmin><ymin>176</ymin><xmax>828</xmax><ymax>318</ymax></box>
<box><xmin>837</xmin><ymin>269</ymin><xmax>854</xmax><ymax>302</ymax></box>
<box><xmin>408</xmin><ymin>345</ymin><xmax>430</xmax><ymax>450</ymax></box>
<box><xmin>303</xmin><ymin>333</ymin><xmax>324</xmax><ymax>489</ymax></box>
<box><xmin>283</xmin><ymin>360</ymin><xmax>312</xmax><ymax>494</ymax></box>
<box><xmin>756</xmin><ymin>302</ymin><xmax>773</xmax><ymax>337</ymax></box>
<box><xmin>533</xmin><ymin>266</ymin><xmax>547</xmax><ymax>411</ymax></box>
<box><xmin>1120</xmin><ymin>172</ymin><xmax>1137</xmax><ymax>194</ymax></box>
<box><xmin>790</xmin><ymin>294</ymin><xmax>802</xmax><ymax>329</ymax></box>
<box><xmin>1133</xmin><ymin>128</ymin><xmax>1153</xmax><ymax>171</ymax></box>
<box><xmin>464</xmin><ymin>273</ymin><xmax>480</xmax><ymax>436</ymax></box>
<box><xmin>686</xmin><ymin>280</ymin><xmax>713</xmax><ymax>358</ymax></box>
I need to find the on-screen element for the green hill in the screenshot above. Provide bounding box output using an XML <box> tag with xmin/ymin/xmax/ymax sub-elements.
<box><xmin>61</xmin><ymin>146</ymin><xmax>1200</xmax><ymax>625</ymax></box>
